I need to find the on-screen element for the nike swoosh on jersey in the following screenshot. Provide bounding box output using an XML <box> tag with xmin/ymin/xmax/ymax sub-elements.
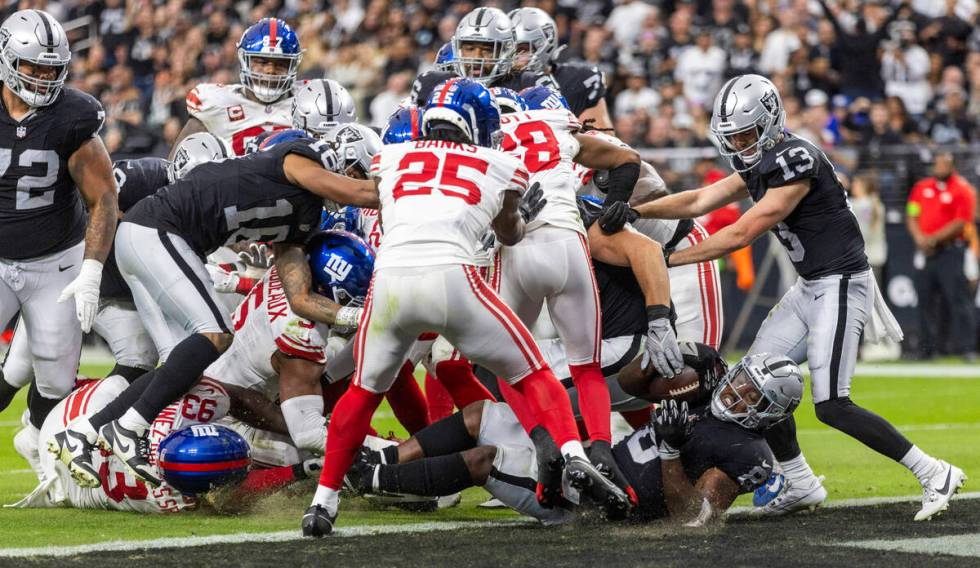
<box><xmin>58</xmin><ymin>264</ymin><xmax>74</xmax><ymax>272</ymax></box>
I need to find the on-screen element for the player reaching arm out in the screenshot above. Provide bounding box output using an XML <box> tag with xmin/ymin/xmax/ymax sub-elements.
<box><xmin>283</xmin><ymin>153</ymin><xmax>380</xmax><ymax>209</ymax></box>
<box><xmin>273</xmin><ymin>243</ymin><xmax>362</xmax><ymax>329</ymax></box>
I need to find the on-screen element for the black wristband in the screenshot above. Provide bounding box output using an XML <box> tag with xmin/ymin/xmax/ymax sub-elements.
<box><xmin>646</xmin><ymin>304</ymin><xmax>671</xmax><ymax>322</ymax></box>
<box><xmin>664</xmin><ymin>251</ymin><xmax>673</xmax><ymax>268</ymax></box>
<box><xmin>603</xmin><ymin>161</ymin><xmax>641</xmax><ymax>204</ymax></box>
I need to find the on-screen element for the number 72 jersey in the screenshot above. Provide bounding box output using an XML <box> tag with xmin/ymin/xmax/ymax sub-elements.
<box><xmin>738</xmin><ymin>133</ymin><xmax>868</xmax><ymax>280</ymax></box>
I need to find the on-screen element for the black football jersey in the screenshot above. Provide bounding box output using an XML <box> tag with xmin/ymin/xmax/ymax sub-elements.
<box><xmin>550</xmin><ymin>61</ymin><xmax>606</xmax><ymax>117</ymax></box>
<box><xmin>101</xmin><ymin>157</ymin><xmax>170</xmax><ymax>299</ymax></box>
<box><xmin>0</xmin><ymin>86</ymin><xmax>105</xmax><ymax>260</ymax></box>
<box><xmin>612</xmin><ymin>406</ymin><xmax>775</xmax><ymax>521</ymax></box>
<box><xmin>736</xmin><ymin>133</ymin><xmax>868</xmax><ymax>279</ymax></box>
<box><xmin>410</xmin><ymin>70</ymin><xmax>556</xmax><ymax>107</ymax></box>
<box><xmin>123</xmin><ymin>140</ymin><xmax>328</xmax><ymax>256</ymax></box>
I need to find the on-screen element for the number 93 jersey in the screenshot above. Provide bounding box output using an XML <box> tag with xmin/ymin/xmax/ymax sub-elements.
<box><xmin>0</xmin><ymin>87</ymin><xmax>105</xmax><ymax>260</ymax></box>
<box><xmin>370</xmin><ymin>140</ymin><xmax>529</xmax><ymax>269</ymax></box>
<box><xmin>738</xmin><ymin>133</ymin><xmax>868</xmax><ymax>280</ymax></box>
<box><xmin>499</xmin><ymin>109</ymin><xmax>584</xmax><ymax>235</ymax></box>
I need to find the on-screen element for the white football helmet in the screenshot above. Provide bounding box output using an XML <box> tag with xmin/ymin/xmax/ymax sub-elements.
<box><xmin>330</xmin><ymin>123</ymin><xmax>382</xmax><ymax>178</ymax></box>
<box><xmin>292</xmin><ymin>79</ymin><xmax>357</xmax><ymax>137</ymax></box>
<box><xmin>168</xmin><ymin>132</ymin><xmax>228</xmax><ymax>183</ymax></box>
<box><xmin>0</xmin><ymin>10</ymin><xmax>71</xmax><ymax>107</ymax></box>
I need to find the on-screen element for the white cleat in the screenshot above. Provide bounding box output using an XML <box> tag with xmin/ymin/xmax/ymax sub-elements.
<box><xmin>756</xmin><ymin>474</ymin><xmax>827</xmax><ymax>516</ymax></box>
<box><xmin>13</xmin><ymin>425</ymin><xmax>44</xmax><ymax>483</ymax></box>
<box><xmin>478</xmin><ymin>498</ymin><xmax>507</xmax><ymax>509</ymax></box>
<box><xmin>915</xmin><ymin>461</ymin><xmax>966</xmax><ymax>521</ymax></box>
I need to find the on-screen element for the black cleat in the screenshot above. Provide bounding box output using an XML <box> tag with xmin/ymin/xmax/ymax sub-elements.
<box><xmin>589</xmin><ymin>440</ymin><xmax>638</xmax><ymax>519</ymax></box>
<box><xmin>98</xmin><ymin>421</ymin><xmax>162</xmax><ymax>487</ymax></box>
<box><xmin>49</xmin><ymin>429</ymin><xmax>101</xmax><ymax>488</ymax></box>
<box><xmin>530</xmin><ymin>426</ymin><xmax>565</xmax><ymax>508</ymax></box>
<box><xmin>564</xmin><ymin>455</ymin><xmax>632</xmax><ymax>520</ymax></box>
<box><xmin>342</xmin><ymin>447</ymin><xmax>377</xmax><ymax>496</ymax></box>
<box><xmin>302</xmin><ymin>504</ymin><xmax>337</xmax><ymax>537</ymax></box>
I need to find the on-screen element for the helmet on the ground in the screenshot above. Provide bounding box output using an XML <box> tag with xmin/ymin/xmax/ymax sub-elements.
<box><xmin>237</xmin><ymin>18</ymin><xmax>302</xmax><ymax>103</ymax></box>
<box><xmin>0</xmin><ymin>10</ymin><xmax>71</xmax><ymax>107</ymax></box>
<box><xmin>168</xmin><ymin>132</ymin><xmax>228</xmax><ymax>183</ymax></box>
<box><xmin>306</xmin><ymin>230</ymin><xmax>375</xmax><ymax>307</ymax></box>
<box><xmin>422</xmin><ymin>77</ymin><xmax>501</xmax><ymax>148</ymax></box>
<box><xmin>508</xmin><ymin>7</ymin><xmax>559</xmax><ymax>74</ymax></box>
<box><xmin>292</xmin><ymin>79</ymin><xmax>357</xmax><ymax>137</ymax></box>
<box><xmin>452</xmin><ymin>8</ymin><xmax>515</xmax><ymax>85</ymax></box>
<box><xmin>710</xmin><ymin>353</ymin><xmax>803</xmax><ymax>430</ymax></box>
<box><xmin>381</xmin><ymin>105</ymin><xmax>421</xmax><ymax>144</ymax></box>
<box><xmin>157</xmin><ymin>424</ymin><xmax>250</xmax><ymax>495</ymax></box>
<box><xmin>710</xmin><ymin>74</ymin><xmax>785</xmax><ymax>171</ymax></box>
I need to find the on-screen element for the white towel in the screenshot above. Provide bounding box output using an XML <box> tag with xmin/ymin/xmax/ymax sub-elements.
<box><xmin>865</xmin><ymin>276</ymin><xmax>904</xmax><ymax>344</ymax></box>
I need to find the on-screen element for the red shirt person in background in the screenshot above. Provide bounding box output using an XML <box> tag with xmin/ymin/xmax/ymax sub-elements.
<box><xmin>906</xmin><ymin>151</ymin><xmax>978</xmax><ymax>359</ymax></box>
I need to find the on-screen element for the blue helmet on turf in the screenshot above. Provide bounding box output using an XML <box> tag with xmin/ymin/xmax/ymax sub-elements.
<box><xmin>422</xmin><ymin>78</ymin><xmax>501</xmax><ymax>148</ymax></box>
<box><xmin>489</xmin><ymin>87</ymin><xmax>527</xmax><ymax>114</ymax></box>
<box><xmin>435</xmin><ymin>42</ymin><xmax>456</xmax><ymax>73</ymax></box>
<box><xmin>158</xmin><ymin>424</ymin><xmax>251</xmax><ymax>495</ymax></box>
<box><xmin>319</xmin><ymin>207</ymin><xmax>363</xmax><ymax>236</ymax></box>
<box><xmin>520</xmin><ymin>85</ymin><xmax>570</xmax><ymax>111</ymax></box>
<box><xmin>306</xmin><ymin>230</ymin><xmax>375</xmax><ymax>307</ymax></box>
<box><xmin>237</xmin><ymin>18</ymin><xmax>303</xmax><ymax>103</ymax></box>
<box><xmin>259</xmin><ymin>128</ymin><xmax>311</xmax><ymax>151</ymax></box>
<box><xmin>381</xmin><ymin>106</ymin><xmax>421</xmax><ymax>145</ymax></box>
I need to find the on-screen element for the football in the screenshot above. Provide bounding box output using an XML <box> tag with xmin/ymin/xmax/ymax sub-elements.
<box><xmin>646</xmin><ymin>365</ymin><xmax>703</xmax><ymax>404</ymax></box>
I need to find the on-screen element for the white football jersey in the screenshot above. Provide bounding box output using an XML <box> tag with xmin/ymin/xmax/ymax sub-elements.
<box><xmin>203</xmin><ymin>266</ymin><xmax>332</xmax><ymax>400</ymax></box>
<box><xmin>500</xmin><ymin>109</ymin><xmax>584</xmax><ymax>235</ymax></box>
<box><xmin>186</xmin><ymin>83</ymin><xmax>293</xmax><ymax>156</ymax></box>
<box><xmin>370</xmin><ymin>140</ymin><xmax>529</xmax><ymax>270</ymax></box>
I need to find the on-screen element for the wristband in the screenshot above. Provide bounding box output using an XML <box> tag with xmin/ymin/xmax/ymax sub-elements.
<box><xmin>658</xmin><ymin>442</ymin><xmax>681</xmax><ymax>460</ymax></box>
<box><xmin>646</xmin><ymin>305</ymin><xmax>671</xmax><ymax>322</ymax></box>
<box><xmin>664</xmin><ymin>251</ymin><xmax>673</xmax><ymax>268</ymax></box>
<box><xmin>335</xmin><ymin>306</ymin><xmax>363</xmax><ymax>329</ymax></box>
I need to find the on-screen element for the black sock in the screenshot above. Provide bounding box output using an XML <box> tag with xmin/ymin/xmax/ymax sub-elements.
<box><xmin>108</xmin><ymin>364</ymin><xmax>149</xmax><ymax>384</ymax></box>
<box><xmin>815</xmin><ymin>397</ymin><xmax>913</xmax><ymax>462</ymax></box>
<box><xmin>473</xmin><ymin>365</ymin><xmax>502</xmax><ymax>399</ymax></box>
<box><xmin>764</xmin><ymin>415</ymin><xmax>802</xmax><ymax>462</ymax></box>
<box><xmin>132</xmin><ymin>334</ymin><xmax>220</xmax><ymax>423</ymax></box>
<box><xmin>89</xmin><ymin>370</ymin><xmax>157</xmax><ymax>430</ymax></box>
<box><xmin>377</xmin><ymin>453</ymin><xmax>473</xmax><ymax>496</ymax></box>
<box><xmin>415</xmin><ymin>411</ymin><xmax>476</xmax><ymax>457</ymax></box>
<box><xmin>27</xmin><ymin>381</ymin><xmax>62</xmax><ymax>429</ymax></box>
<box><xmin>381</xmin><ymin>445</ymin><xmax>400</xmax><ymax>465</ymax></box>
<box><xmin>0</xmin><ymin>372</ymin><xmax>20</xmax><ymax>413</ymax></box>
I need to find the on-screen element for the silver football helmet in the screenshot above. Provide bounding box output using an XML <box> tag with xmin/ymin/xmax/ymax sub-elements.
<box><xmin>292</xmin><ymin>79</ymin><xmax>357</xmax><ymax>137</ymax></box>
<box><xmin>710</xmin><ymin>352</ymin><xmax>803</xmax><ymax>430</ymax></box>
<box><xmin>452</xmin><ymin>7</ymin><xmax>516</xmax><ymax>85</ymax></box>
<box><xmin>0</xmin><ymin>10</ymin><xmax>71</xmax><ymax>107</ymax></box>
<box><xmin>168</xmin><ymin>132</ymin><xmax>228</xmax><ymax>183</ymax></box>
<box><xmin>508</xmin><ymin>7</ymin><xmax>560</xmax><ymax>74</ymax></box>
<box><xmin>710</xmin><ymin>74</ymin><xmax>785</xmax><ymax>171</ymax></box>
<box><xmin>330</xmin><ymin>123</ymin><xmax>382</xmax><ymax>178</ymax></box>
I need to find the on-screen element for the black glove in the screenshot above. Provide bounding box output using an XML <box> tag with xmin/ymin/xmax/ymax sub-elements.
<box><xmin>678</xmin><ymin>342</ymin><xmax>729</xmax><ymax>399</ymax></box>
<box><xmin>598</xmin><ymin>200</ymin><xmax>639</xmax><ymax>233</ymax></box>
<box><xmin>480</xmin><ymin>230</ymin><xmax>496</xmax><ymax>252</ymax></box>
<box><xmin>519</xmin><ymin>181</ymin><xmax>546</xmax><ymax>223</ymax></box>
<box><xmin>652</xmin><ymin>399</ymin><xmax>689</xmax><ymax>460</ymax></box>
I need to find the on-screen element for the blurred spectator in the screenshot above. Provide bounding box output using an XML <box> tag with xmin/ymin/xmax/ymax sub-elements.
<box><xmin>615</xmin><ymin>66</ymin><xmax>661</xmax><ymax>118</ymax></box>
<box><xmin>881</xmin><ymin>21</ymin><xmax>932</xmax><ymax>115</ymax></box>
<box><xmin>369</xmin><ymin>71</ymin><xmax>412</xmax><ymax>128</ymax></box>
<box><xmin>850</xmin><ymin>175</ymin><xmax>888</xmax><ymax>286</ymax></box>
<box><xmin>674</xmin><ymin>26</ymin><xmax>726</xmax><ymax>109</ymax></box>
<box><xmin>758</xmin><ymin>11</ymin><xmax>800</xmax><ymax>75</ymax></box>
<box><xmin>816</xmin><ymin>0</ymin><xmax>901</xmax><ymax>100</ymax></box>
<box><xmin>605</xmin><ymin>0</ymin><xmax>658</xmax><ymax>48</ymax></box>
<box><xmin>726</xmin><ymin>24</ymin><xmax>759</xmax><ymax>78</ymax></box>
<box><xmin>925</xmin><ymin>87</ymin><xmax>977</xmax><ymax>144</ymax></box>
<box><xmin>906</xmin><ymin>152</ymin><xmax>978</xmax><ymax>359</ymax></box>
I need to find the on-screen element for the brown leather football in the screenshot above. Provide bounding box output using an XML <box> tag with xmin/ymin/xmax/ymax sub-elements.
<box><xmin>645</xmin><ymin>365</ymin><xmax>702</xmax><ymax>404</ymax></box>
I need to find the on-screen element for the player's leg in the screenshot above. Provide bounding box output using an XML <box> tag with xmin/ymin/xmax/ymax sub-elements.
<box><xmin>426</xmin><ymin>336</ymin><xmax>496</xmax><ymax>409</ymax></box>
<box><xmin>385</xmin><ymin>359</ymin><xmax>431</xmax><ymax>435</ymax></box>
<box><xmin>669</xmin><ymin>254</ymin><xmax>725</xmax><ymax>350</ymax></box>
<box><xmin>0</xmin><ymin>317</ymin><xmax>31</xmax><ymax>412</ymax></box>
<box><xmin>915</xmin><ymin>256</ymin><xmax>940</xmax><ymax>357</ymax></box>
<box><xmin>90</xmin><ymin>299</ymin><xmax>158</xmax><ymax>383</ymax></box>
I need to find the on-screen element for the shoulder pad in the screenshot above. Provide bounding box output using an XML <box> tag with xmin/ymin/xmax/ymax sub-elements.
<box><xmin>186</xmin><ymin>83</ymin><xmax>241</xmax><ymax>115</ymax></box>
<box><xmin>759</xmin><ymin>138</ymin><xmax>822</xmax><ymax>188</ymax></box>
<box><xmin>411</xmin><ymin>71</ymin><xmax>455</xmax><ymax>107</ymax></box>
<box><xmin>61</xmin><ymin>87</ymin><xmax>106</xmax><ymax>151</ymax></box>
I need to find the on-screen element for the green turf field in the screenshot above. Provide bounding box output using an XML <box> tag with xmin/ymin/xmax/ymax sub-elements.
<box><xmin>0</xmin><ymin>363</ymin><xmax>977</xmax><ymax>550</ymax></box>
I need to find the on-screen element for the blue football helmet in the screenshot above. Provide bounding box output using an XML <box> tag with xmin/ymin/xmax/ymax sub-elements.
<box><xmin>157</xmin><ymin>424</ymin><xmax>251</xmax><ymax>495</ymax></box>
<box><xmin>237</xmin><ymin>18</ymin><xmax>303</xmax><ymax>103</ymax></box>
<box><xmin>381</xmin><ymin>106</ymin><xmax>421</xmax><ymax>145</ymax></box>
<box><xmin>520</xmin><ymin>85</ymin><xmax>570</xmax><ymax>111</ymax></box>
<box><xmin>435</xmin><ymin>42</ymin><xmax>456</xmax><ymax>73</ymax></box>
<box><xmin>422</xmin><ymin>78</ymin><xmax>501</xmax><ymax>148</ymax></box>
<box><xmin>489</xmin><ymin>87</ymin><xmax>527</xmax><ymax>114</ymax></box>
<box><xmin>306</xmin><ymin>230</ymin><xmax>375</xmax><ymax>307</ymax></box>
<box><xmin>319</xmin><ymin>207</ymin><xmax>363</xmax><ymax>236</ymax></box>
<box><xmin>259</xmin><ymin>128</ymin><xmax>311</xmax><ymax>151</ymax></box>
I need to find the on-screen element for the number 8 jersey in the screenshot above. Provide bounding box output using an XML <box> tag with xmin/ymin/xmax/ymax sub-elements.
<box><xmin>370</xmin><ymin>140</ymin><xmax>529</xmax><ymax>269</ymax></box>
<box><xmin>736</xmin><ymin>133</ymin><xmax>868</xmax><ymax>279</ymax></box>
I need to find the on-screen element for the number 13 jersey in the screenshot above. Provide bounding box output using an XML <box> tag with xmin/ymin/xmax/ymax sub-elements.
<box><xmin>736</xmin><ymin>133</ymin><xmax>868</xmax><ymax>279</ymax></box>
<box><xmin>370</xmin><ymin>140</ymin><xmax>529</xmax><ymax>269</ymax></box>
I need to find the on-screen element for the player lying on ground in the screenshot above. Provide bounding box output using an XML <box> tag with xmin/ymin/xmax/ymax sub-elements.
<box><xmin>344</xmin><ymin>346</ymin><xmax>800</xmax><ymax>527</ymax></box>
<box><xmin>623</xmin><ymin>73</ymin><xmax>966</xmax><ymax>521</ymax></box>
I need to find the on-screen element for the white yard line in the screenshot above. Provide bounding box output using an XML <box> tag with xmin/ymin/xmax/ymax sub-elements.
<box><xmin>0</xmin><ymin>469</ymin><xmax>32</xmax><ymax>476</ymax></box>
<box><xmin>726</xmin><ymin>491</ymin><xmax>980</xmax><ymax>516</ymax></box>
<box><xmin>840</xmin><ymin>533</ymin><xmax>980</xmax><ymax>558</ymax></box>
<box><xmin>797</xmin><ymin>422</ymin><xmax>980</xmax><ymax>435</ymax></box>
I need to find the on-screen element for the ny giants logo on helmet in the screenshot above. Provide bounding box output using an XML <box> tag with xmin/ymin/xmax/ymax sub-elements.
<box><xmin>324</xmin><ymin>253</ymin><xmax>353</xmax><ymax>281</ymax></box>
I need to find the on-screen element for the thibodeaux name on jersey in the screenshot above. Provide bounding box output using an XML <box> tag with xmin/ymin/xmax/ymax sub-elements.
<box><xmin>0</xmin><ymin>86</ymin><xmax>105</xmax><ymax>260</ymax></box>
<box><xmin>735</xmin><ymin>133</ymin><xmax>868</xmax><ymax>280</ymax></box>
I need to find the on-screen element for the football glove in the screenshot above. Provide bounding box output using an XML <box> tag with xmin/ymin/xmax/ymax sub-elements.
<box><xmin>238</xmin><ymin>243</ymin><xmax>273</xmax><ymax>278</ymax></box>
<box><xmin>519</xmin><ymin>181</ymin><xmax>547</xmax><ymax>224</ymax></box>
<box><xmin>57</xmin><ymin>259</ymin><xmax>103</xmax><ymax>333</ymax></box>
<box><xmin>598</xmin><ymin>200</ymin><xmax>639</xmax><ymax>233</ymax></box>
<box><xmin>641</xmin><ymin>305</ymin><xmax>683</xmax><ymax>378</ymax></box>
<box><xmin>206</xmin><ymin>264</ymin><xmax>241</xmax><ymax>294</ymax></box>
<box><xmin>652</xmin><ymin>399</ymin><xmax>689</xmax><ymax>460</ymax></box>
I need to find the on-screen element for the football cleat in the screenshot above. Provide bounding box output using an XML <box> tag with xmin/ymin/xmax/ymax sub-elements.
<box><xmin>755</xmin><ymin>474</ymin><xmax>826</xmax><ymax>515</ymax></box>
<box><xmin>753</xmin><ymin>471</ymin><xmax>787</xmax><ymax>507</ymax></box>
<box><xmin>342</xmin><ymin>447</ymin><xmax>376</xmax><ymax>496</ymax></box>
<box><xmin>478</xmin><ymin>497</ymin><xmax>507</xmax><ymax>509</ymax></box>
<box><xmin>437</xmin><ymin>492</ymin><xmax>462</xmax><ymax>509</ymax></box>
<box><xmin>302</xmin><ymin>504</ymin><xmax>337</xmax><ymax>537</ymax></box>
<box><xmin>530</xmin><ymin>426</ymin><xmax>564</xmax><ymax>508</ymax></box>
<box><xmin>48</xmin><ymin>429</ymin><xmax>101</xmax><ymax>488</ymax></box>
<box><xmin>915</xmin><ymin>461</ymin><xmax>966</xmax><ymax>521</ymax></box>
<box><xmin>14</xmin><ymin>423</ymin><xmax>44</xmax><ymax>484</ymax></box>
<box><xmin>589</xmin><ymin>440</ymin><xmax>639</xmax><ymax>515</ymax></box>
<box><xmin>97</xmin><ymin>421</ymin><xmax>163</xmax><ymax>487</ymax></box>
<box><xmin>563</xmin><ymin>455</ymin><xmax>632</xmax><ymax>519</ymax></box>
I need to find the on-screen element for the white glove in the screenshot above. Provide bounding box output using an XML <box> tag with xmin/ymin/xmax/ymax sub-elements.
<box><xmin>206</xmin><ymin>264</ymin><xmax>241</xmax><ymax>294</ymax></box>
<box><xmin>641</xmin><ymin>305</ymin><xmax>683</xmax><ymax>378</ymax></box>
<box><xmin>238</xmin><ymin>243</ymin><xmax>273</xmax><ymax>279</ymax></box>
<box><xmin>57</xmin><ymin>259</ymin><xmax>103</xmax><ymax>333</ymax></box>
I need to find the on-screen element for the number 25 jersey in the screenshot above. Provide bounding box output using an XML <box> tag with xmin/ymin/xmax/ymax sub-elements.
<box><xmin>370</xmin><ymin>140</ymin><xmax>529</xmax><ymax>270</ymax></box>
<box><xmin>736</xmin><ymin>133</ymin><xmax>868</xmax><ymax>279</ymax></box>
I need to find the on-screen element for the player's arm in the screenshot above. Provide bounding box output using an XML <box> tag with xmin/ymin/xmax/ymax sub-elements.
<box><xmin>224</xmin><ymin>381</ymin><xmax>289</xmax><ymax>435</ymax></box>
<box><xmin>69</xmin><ymin>136</ymin><xmax>118</xmax><ymax>263</ymax></box>
<box><xmin>578</xmin><ymin>98</ymin><xmax>613</xmax><ymax>131</ymax></box>
<box><xmin>667</xmin><ymin>181</ymin><xmax>809</xmax><ymax>267</ymax></box>
<box><xmin>587</xmin><ymin>225</ymin><xmax>670</xmax><ymax>308</ymax></box>
<box><xmin>634</xmin><ymin>172</ymin><xmax>749</xmax><ymax>220</ymax></box>
<box><xmin>661</xmin><ymin>462</ymin><xmax>740</xmax><ymax>525</ymax></box>
<box><xmin>168</xmin><ymin>117</ymin><xmax>208</xmax><ymax>159</ymax></box>
<box><xmin>283</xmin><ymin>154</ymin><xmax>380</xmax><ymax>208</ymax></box>
<box><xmin>574</xmin><ymin>134</ymin><xmax>641</xmax><ymax>204</ymax></box>
<box><xmin>273</xmin><ymin>243</ymin><xmax>361</xmax><ymax>328</ymax></box>
<box><xmin>276</xmin><ymin>353</ymin><xmax>327</xmax><ymax>454</ymax></box>
<box><xmin>492</xmin><ymin>190</ymin><xmax>526</xmax><ymax>246</ymax></box>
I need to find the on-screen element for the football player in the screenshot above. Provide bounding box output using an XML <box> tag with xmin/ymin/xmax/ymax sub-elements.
<box><xmin>302</xmin><ymin>78</ymin><xmax>627</xmax><ymax>537</ymax></box>
<box><xmin>509</xmin><ymin>7</ymin><xmax>613</xmax><ymax>129</ymax></box>
<box><xmin>292</xmin><ymin>79</ymin><xmax>357</xmax><ymax>138</ymax></box>
<box><xmin>0</xmin><ymin>10</ymin><xmax>118</xmax><ymax>440</ymax></box>
<box><xmin>629</xmin><ymin>74</ymin><xmax>965</xmax><ymax>521</ymax></box>
<box><xmin>53</xmin><ymin>133</ymin><xmax>378</xmax><ymax>487</ymax></box>
<box><xmin>346</xmin><ymin>349</ymin><xmax>802</xmax><ymax>527</ymax></box>
<box><xmin>176</xmin><ymin>18</ymin><xmax>302</xmax><ymax>156</ymax></box>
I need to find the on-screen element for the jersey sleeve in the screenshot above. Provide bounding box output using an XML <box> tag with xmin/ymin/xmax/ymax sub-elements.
<box><xmin>369</xmin><ymin>154</ymin><xmax>381</xmax><ymax>178</ymax></box>
<box><xmin>760</xmin><ymin>141</ymin><xmax>822</xmax><ymax>188</ymax></box>
<box><xmin>274</xmin><ymin>316</ymin><xmax>329</xmax><ymax>364</ymax></box>
<box><xmin>906</xmin><ymin>181</ymin><xmax>925</xmax><ymax>216</ymax></box>
<box><xmin>63</xmin><ymin>90</ymin><xmax>106</xmax><ymax>155</ymax></box>
<box><xmin>954</xmin><ymin>182</ymin><xmax>977</xmax><ymax>223</ymax></box>
<box><xmin>556</xmin><ymin>64</ymin><xmax>606</xmax><ymax>115</ymax></box>
<box><xmin>411</xmin><ymin>70</ymin><xmax>454</xmax><ymax>107</ymax></box>
<box><xmin>508</xmin><ymin>161</ymin><xmax>530</xmax><ymax>194</ymax></box>
<box><xmin>185</xmin><ymin>83</ymin><xmax>226</xmax><ymax>121</ymax></box>
<box><xmin>712</xmin><ymin>433</ymin><xmax>775</xmax><ymax>493</ymax></box>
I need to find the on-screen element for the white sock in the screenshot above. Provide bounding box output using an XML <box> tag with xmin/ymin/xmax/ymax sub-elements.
<box><xmin>900</xmin><ymin>445</ymin><xmax>942</xmax><ymax>485</ymax></box>
<box><xmin>560</xmin><ymin>440</ymin><xmax>587</xmax><ymax>461</ymax></box>
<box><xmin>118</xmin><ymin>408</ymin><xmax>151</xmax><ymax>436</ymax></box>
<box><xmin>312</xmin><ymin>484</ymin><xmax>340</xmax><ymax>515</ymax></box>
<box><xmin>780</xmin><ymin>454</ymin><xmax>817</xmax><ymax>483</ymax></box>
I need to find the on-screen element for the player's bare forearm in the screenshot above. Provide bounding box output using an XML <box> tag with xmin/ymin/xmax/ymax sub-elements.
<box><xmin>284</xmin><ymin>155</ymin><xmax>380</xmax><ymax>208</ymax></box>
<box><xmin>635</xmin><ymin>173</ymin><xmax>748</xmax><ymax>220</ymax></box>
<box><xmin>578</xmin><ymin>98</ymin><xmax>613</xmax><ymax>130</ymax></box>
<box><xmin>660</xmin><ymin>457</ymin><xmax>703</xmax><ymax>520</ymax></box>
<box><xmin>225</xmin><ymin>382</ymin><xmax>289</xmax><ymax>435</ymax></box>
<box><xmin>693</xmin><ymin>468</ymin><xmax>740</xmax><ymax>514</ymax></box>
<box><xmin>273</xmin><ymin>243</ymin><xmax>344</xmax><ymax>325</ymax></box>
<box><xmin>492</xmin><ymin>191</ymin><xmax>525</xmax><ymax>246</ymax></box>
<box><xmin>588</xmin><ymin>224</ymin><xmax>670</xmax><ymax>306</ymax></box>
<box><xmin>69</xmin><ymin>137</ymin><xmax>118</xmax><ymax>262</ymax></box>
<box><xmin>168</xmin><ymin>117</ymin><xmax>207</xmax><ymax>159</ymax></box>
<box><xmin>668</xmin><ymin>225</ymin><xmax>747</xmax><ymax>266</ymax></box>
<box><xmin>574</xmin><ymin>133</ymin><xmax>640</xmax><ymax>170</ymax></box>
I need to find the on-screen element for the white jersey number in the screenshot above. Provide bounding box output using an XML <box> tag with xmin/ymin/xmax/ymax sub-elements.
<box><xmin>0</xmin><ymin>148</ymin><xmax>60</xmax><ymax>210</ymax></box>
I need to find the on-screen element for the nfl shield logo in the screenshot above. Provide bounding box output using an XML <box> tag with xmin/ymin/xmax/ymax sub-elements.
<box><xmin>16</xmin><ymin>126</ymin><xmax>26</xmax><ymax>138</ymax></box>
